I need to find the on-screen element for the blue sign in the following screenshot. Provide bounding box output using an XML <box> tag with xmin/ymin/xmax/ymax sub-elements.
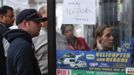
<box><xmin>57</xmin><ymin>50</ymin><xmax>132</xmax><ymax>72</ymax></box>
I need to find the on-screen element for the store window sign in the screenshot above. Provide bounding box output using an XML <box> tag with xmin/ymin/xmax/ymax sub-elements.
<box><xmin>63</xmin><ymin>0</ymin><xmax>96</xmax><ymax>24</ymax></box>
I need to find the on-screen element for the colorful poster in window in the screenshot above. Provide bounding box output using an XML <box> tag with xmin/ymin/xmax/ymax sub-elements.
<box><xmin>56</xmin><ymin>50</ymin><xmax>133</xmax><ymax>72</ymax></box>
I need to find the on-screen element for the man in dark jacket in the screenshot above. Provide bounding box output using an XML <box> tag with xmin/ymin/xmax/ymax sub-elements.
<box><xmin>3</xmin><ymin>9</ymin><xmax>47</xmax><ymax>75</ymax></box>
<box><xmin>0</xmin><ymin>5</ymin><xmax>14</xmax><ymax>75</ymax></box>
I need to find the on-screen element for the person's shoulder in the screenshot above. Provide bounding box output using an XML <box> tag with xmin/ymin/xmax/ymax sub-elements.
<box><xmin>12</xmin><ymin>39</ymin><xmax>33</xmax><ymax>52</ymax></box>
<box><xmin>8</xmin><ymin>38</ymin><xmax>33</xmax><ymax>56</ymax></box>
<box><xmin>12</xmin><ymin>38</ymin><xmax>31</xmax><ymax>47</ymax></box>
<box><xmin>0</xmin><ymin>25</ymin><xmax>9</xmax><ymax>34</ymax></box>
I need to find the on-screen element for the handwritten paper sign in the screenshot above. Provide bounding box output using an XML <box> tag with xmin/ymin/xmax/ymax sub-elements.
<box><xmin>63</xmin><ymin>0</ymin><xmax>96</xmax><ymax>24</ymax></box>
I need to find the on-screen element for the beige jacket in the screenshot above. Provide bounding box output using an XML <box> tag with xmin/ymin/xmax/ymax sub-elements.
<box><xmin>32</xmin><ymin>28</ymin><xmax>67</xmax><ymax>75</ymax></box>
<box><xmin>32</xmin><ymin>28</ymin><xmax>48</xmax><ymax>75</ymax></box>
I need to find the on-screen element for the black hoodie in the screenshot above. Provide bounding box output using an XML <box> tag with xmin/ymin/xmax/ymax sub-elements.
<box><xmin>3</xmin><ymin>29</ymin><xmax>41</xmax><ymax>75</ymax></box>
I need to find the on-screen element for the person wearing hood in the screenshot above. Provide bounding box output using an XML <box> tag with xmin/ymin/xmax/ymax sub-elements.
<box><xmin>3</xmin><ymin>9</ymin><xmax>47</xmax><ymax>75</ymax></box>
<box><xmin>0</xmin><ymin>5</ymin><xmax>14</xmax><ymax>75</ymax></box>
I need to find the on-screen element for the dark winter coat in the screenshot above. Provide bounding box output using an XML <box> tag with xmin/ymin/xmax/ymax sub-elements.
<box><xmin>0</xmin><ymin>23</ymin><xmax>9</xmax><ymax>75</ymax></box>
<box><xmin>3</xmin><ymin>29</ymin><xmax>41</xmax><ymax>75</ymax></box>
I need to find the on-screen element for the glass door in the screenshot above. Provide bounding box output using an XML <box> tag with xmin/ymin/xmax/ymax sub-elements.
<box><xmin>55</xmin><ymin>0</ymin><xmax>134</xmax><ymax>75</ymax></box>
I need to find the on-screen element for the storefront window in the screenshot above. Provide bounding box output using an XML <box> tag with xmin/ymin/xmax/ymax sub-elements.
<box><xmin>56</xmin><ymin>0</ymin><xmax>134</xmax><ymax>75</ymax></box>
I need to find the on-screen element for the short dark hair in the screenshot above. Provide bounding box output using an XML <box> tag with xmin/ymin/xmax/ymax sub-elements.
<box><xmin>61</xmin><ymin>24</ymin><xmax>74</xmax><ymax>35</ymax></box>
<box><xmin>0</xmin><ymin>5</ymin><xmax>13</xmax><ymax>15</ymax></box>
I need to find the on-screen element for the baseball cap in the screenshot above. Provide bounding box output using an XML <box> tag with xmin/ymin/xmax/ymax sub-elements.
<box><xmin>16</xmin><ymin>9</ymin><xmax>47</xmax><ymax>25</ymax></box>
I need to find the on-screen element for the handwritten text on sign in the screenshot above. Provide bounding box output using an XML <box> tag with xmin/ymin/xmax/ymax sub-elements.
<box><xmin>63</xmin><ymin>0</ymin><xmax>96</xmax><ymax>24</ymax></box>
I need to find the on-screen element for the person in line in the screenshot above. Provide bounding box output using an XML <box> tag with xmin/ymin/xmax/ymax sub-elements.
<box><xmin>61</xmin><ymin>24</ymin><xmax>89</xmax><ymax>50</ymax></box>
<box><xmin>3</xmin><ymin>9</ymin><xmax>46</xmax><ymax>75</ymax></box>
<box><xmin>32</xmin><ymin>5</ymin><xmax>67</xmax><ymax>75</ymax></box>
<box><xmin>32</xmin><ymin>5</ymin><xmax>48</xmax><ymax>75</ymax></box>
<box><xmin>0</xmin><ymin>5</ymin><xmax>14</xmax><ymax>75</ymax></box>
<box><xmin>93</xmin><ymin>25</ymin><xmax>114</xmax><ymax>51</ymax></box>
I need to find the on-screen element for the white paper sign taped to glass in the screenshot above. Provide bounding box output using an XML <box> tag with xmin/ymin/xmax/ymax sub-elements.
<box><xmin>63</xmin><ymin>0</ymin><xmax>96</xmax><ymax>24</ymax></box>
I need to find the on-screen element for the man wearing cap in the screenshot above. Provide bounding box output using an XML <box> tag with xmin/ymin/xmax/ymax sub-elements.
<box><xmin>3</xmin><ymin>9</ymin><xmax>46</xmax><ymax>75</ymax></box>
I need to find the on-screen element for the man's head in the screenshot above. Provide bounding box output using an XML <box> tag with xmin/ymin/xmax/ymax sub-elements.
<box><xmin>39</xmin><ymin>5</ymin><xmax>47</xmax><ymax>27</ymax></box>
<box><xmin>0</xmin><ymin>5</ymin><xmax>14</xmax><ymax>27</ymax></box>
<box><xmin>16</xmin><ymin>9</ymin><xmax>47</xmax><ymax>37</ymax></box>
